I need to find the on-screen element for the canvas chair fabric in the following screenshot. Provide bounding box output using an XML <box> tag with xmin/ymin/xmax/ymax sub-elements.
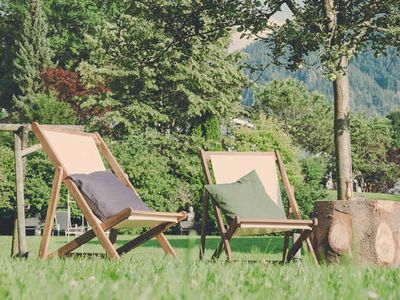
<box><xmin>33</xmin><ymin>122</ymin><xmax>186</xmax><ymax>260</ymax></box>
<box><xmin>209</xmin><ymin>153</ymin><xmax>284</xmax><ymax>211</ymax></box>
<box><xmin>41</xmin><ymin>129</ymin><xmax>106</xmax><ymax>175</ymax></box>
<box><xmin>200</xmin><ymin>150</ymin><xmax>318</xmax><ymax>263</ymax></box>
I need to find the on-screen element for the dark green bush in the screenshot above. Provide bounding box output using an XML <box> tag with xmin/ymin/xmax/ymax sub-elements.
<box><xmin>0</xmin><ymin>145</ymin><xmax>15</xmax><ymax>216</ymax></box>
<box><xmin>295</xmin><ymin>156</ymin><xmax>329</xmax><ymax>217</ymax></box>
<box><xmin>110</xmin><ymin>130</ymin><xmax>205</xmax><ymax>213</ymax></box>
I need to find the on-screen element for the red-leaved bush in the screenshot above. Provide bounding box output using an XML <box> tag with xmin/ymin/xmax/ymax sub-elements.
<box><xmin>40</xmin><ymin>68</ymin><xmax>112</xmax><ymax>121</ymax></box>
<box><xmin>40</xmin><ymin>68</ymin><xmax>111</xmax><ymax>100</ymax></box>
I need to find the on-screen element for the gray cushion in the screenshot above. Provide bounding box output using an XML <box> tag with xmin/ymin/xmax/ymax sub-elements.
<box><xmin>69</xmin><ymin>170</ymin><xmax>151</xmax><ymax>221</ymax></box>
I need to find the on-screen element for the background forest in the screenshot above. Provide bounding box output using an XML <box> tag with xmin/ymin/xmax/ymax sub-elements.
<box><xmin>243</xmin><ymin>43</ymin><xmax>400</xmax><ymax>116</ymax></box>
<box><xmin>0</xmin><ymin>0</ymin><xmax>399</xmax><ymax>232</ymax></box>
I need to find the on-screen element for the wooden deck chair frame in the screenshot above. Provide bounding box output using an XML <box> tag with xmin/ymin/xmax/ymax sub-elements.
<box><xmin>32</xmin><ymin>122</ymin><xmax>187</xmax><ymax>260</ymax></box>
<box><xmin>199</xmin><ymin>150</ymin><xmax>318</xmax><ymax>264</ymax></box>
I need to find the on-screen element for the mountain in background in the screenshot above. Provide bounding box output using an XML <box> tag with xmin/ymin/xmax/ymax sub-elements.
<box><xmin>242</xmin><ymin>42</ymin><xmax>400</xmax><ymax>116</ymax></box>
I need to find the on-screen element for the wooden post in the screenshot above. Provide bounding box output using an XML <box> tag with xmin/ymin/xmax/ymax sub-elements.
<box><xmin>11</xmin><ymin>216</ymin><xmax>19</xmax><ymax>256</ymax></box>
<box><xmin>0</xmin><ymin>123</ymin><xmax>84</xmax><ymax>257</ymax></box>
<box><xmin>10</xmin><ymin>125</ymin><xmax>28</xmax><ymax>257</ymax></box>
<box><xmin>14</xmin><ymin>128</ymin><xmax>28</xmax><ymax>257</ymax></box>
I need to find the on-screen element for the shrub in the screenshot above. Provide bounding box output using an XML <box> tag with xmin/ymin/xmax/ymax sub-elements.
<box><xmin>351</xmin><ymin>114</ymin><xmax>399</xmax><ymax>192</ymax></box>
<box><xmin>296</xmin><ymin>156</ymin><xmax>329</xmax><ymax>217</ymax></box>
<box><xmin>40</xmin><ymin>67</ymin><xmax>113</xmax><ymax>128</ymax></box>
<box><xmin>110</xmin><ymin>131</ymin><xmax>205</xmax><ymax>213</ymax></box>
<box><xmin>0</xmin><ymin>146</ymin><xmax>15</xmax><ymax>216</ymax></box>
<box><xmin>24</xmin><ymin>92</ymin><xmax>77</xmax><ymax>124</ymax></box>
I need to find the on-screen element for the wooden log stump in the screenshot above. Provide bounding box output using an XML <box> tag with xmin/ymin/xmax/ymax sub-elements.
<box><xmin>313</xmin><ymin>200</ymin><xmax>400</xmax><ymax>267</ymax></box>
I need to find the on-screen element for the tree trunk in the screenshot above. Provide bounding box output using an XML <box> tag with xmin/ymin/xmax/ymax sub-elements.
<box><xmin>333</xmin><ymin>59</ymin><xmax>353</xmax><ymax>200</ymax></box>
<box><xmin>313</xmin><ymin>200</ymin><xmax>400</xmax><ymax>267</ymax></box>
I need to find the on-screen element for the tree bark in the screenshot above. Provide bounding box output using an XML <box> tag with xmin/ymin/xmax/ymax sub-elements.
<box><xmin>333</xmin><ymin>58</ymin><xmax>353</xmax><ymax>200</ymax></box>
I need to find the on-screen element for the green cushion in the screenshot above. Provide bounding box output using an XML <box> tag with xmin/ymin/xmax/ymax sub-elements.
<box><xmin>205</xmin><ymin>170</ymin><xmax>286</xmax><ymax>220</ymax></box>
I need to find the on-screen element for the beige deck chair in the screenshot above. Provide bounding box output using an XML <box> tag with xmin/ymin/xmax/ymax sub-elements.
<box><xmin>199</xmin><ymin>150</ymin><xmax>318</xmax><ymax>263</ymax></box>
<box><xmin>32</xmin><ymin>122</ymin><xmax>187</xmax><ymax>260</ymax></box>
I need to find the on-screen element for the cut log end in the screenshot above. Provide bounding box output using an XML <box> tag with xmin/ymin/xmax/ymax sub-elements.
<box><xmin>375</xmin><ymin>222</ymin><xmax>395</xmax><ymax>265</ymax></box>
<box><xmin>314</xmin><ymin>200</ymin><xmax>400</xmax><ymax>267</ymax></box>
<box><xmin>329</xmin><ymin>223</ymin><xmax>351</xmax><ymax>254</ymax></box>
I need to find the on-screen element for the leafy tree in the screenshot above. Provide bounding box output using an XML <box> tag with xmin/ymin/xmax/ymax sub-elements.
<box><xmin>255</xmin><ymin>78</ymin><xmax>399</xmax><ymax>193</ymax></box>
<box><xmin>255</xmin><ymin>79</ymin><xmax>333</xmax><ymax>154</ymax></box>
<box><xmin>22</xmin><ymin>92</ymin><xmax>76</xmax><ymax>125</ymax></box>
<box><xmin>43</xmin><ymin>0</ymin><xmax>106</xmax><ymax>69</ymax></box>
<box><xmin>80</xmin><ymin>8</ymin><xmax>246</xmax><ymax>135</ymax></box>
<box><xmin>12</xmin><ymin>0</ymin><xmax>52</xmax><ymax>121</ymax></box>
<box><xmin>193</xmin><ymin>115</ymin><xmax>223</xmax><ymax>150</ymax></box>
<box><xmin>387</xmin><ymin>111</ymin><xmax>400</xmax><ymax>148</ymax></box>
<box><xmin>0</xmin><ymin>146</ymin><xmax>15</xmax><ymax>215</ymax></box>
<box><xmin>301</xmin><ymin>156</ymin><xmax>329</xmax><ymax>187</ymax></box>
<box><xmin>0</xmin><ymin>0</ymin><xmax>108</xmax><ymax>109</ymax></box>
<box><xmin>220</xmin><ymin>0</ymin><xmax>400</xmax><ymax>200</ymax></box>
<box><xmin>0</xmin><ymin>1</ymin><xmax>26</xmax><ymax>109</ymax></box>
<box><xmin>351</xmin><ymin>115</ymin><xmax>399</xmax><ymax>192</ymax></box>
<box><xmin>39</xmin><ymin>67</ymin><xmax>113</xmax><ymax>128</ymax></box>
<box><xmin>298</xmin><ymin>156</ymin><xmax>329</xmax><ymax>216</ymax></box>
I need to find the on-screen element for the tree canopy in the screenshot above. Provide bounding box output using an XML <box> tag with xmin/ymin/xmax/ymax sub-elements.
<box><xmin>231</xmin><ymin>0</ymin><xmax>400</xmax><ymax>200</ymax></box>
<box><xmin>0</xmin><ymin>0</ymin><xmax>399</xmax><ymax>222</ymax></box>
<box><xmin>254</xmin><ymin>79</ymin><xmax>400</xmax><ymax>193</ymax></box>
<box><xmin>256</xmin><ymin>79</ymin><xmax>333</xmax><ymax>154</ymax></box>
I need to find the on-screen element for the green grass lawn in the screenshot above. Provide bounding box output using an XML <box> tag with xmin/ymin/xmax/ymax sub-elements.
<box><xmin>0</xmin><ymin>235</ymin><xmax>399</xmax><ymax>300</ymax></box>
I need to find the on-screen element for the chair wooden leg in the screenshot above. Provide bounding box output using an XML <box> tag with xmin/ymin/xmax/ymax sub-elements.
<box><xmin>200</xmin><ymin>191</ymin><xmax>209</xmax><ymax>260</ymax></box>
<box><xmin>39</xmin><ymin>167</ymin><xmax>63</xmax><ymax>259</ymax></box>
<box><xmin>212</xmin><ymin>237</ymin><xmax>232</xmax><ymax>260</ymax></box>
<box><xmin>212</xmin><ymin>239</ymin><xmax>225</xmax><ymax>259</ymax></box>
<box><xmin>305</xmin><ymin>237</ymin><xmax>319</xmax><ymax>264</ymax></box>
<box><xmin>212</xmin><ymin>218</ymin><xmax>238</xmax><ymax>261</ymax></box>
<box><xmin>117</xmin><ymin>222</ymin><xmax>175</xmax><ymax>255</ymax></box>
<box><xmin>156</xmin><ymin>233</ymin><xmax>176</xmax><ymax>256</ymax></box>
<box><xmin>51</xmin><ymin>229</ymin><xmax>97</xmax><ymax>258</ymax></box>
<box><xmin>211</xmin><ymin>200</ymin><xmax>234</xmax><ymax>261</ymax></box>
<box><xmin>49</xmin><ymin>208</ymin><xmax>132</xmax><ymax>258</ymax></box>
<box><xmin>93</xmin><ymin>226</ymin><xmax>118</xmax><ymax>259</ymax></box>
<box><xmin>214</xmin><ymin>227</ymin><xmax>233</xmax><ymax>261</ymax></box>
<box><xmin>65</xmin><ymin>179</ymin><xmax>120</xmax><ymax>260</ymax></box>
<box><xmin>109</xmin><ymin>229</ymin><xmax>118</xmax><ymax>245</ymax></box>
<box><xmin>286</xmin><ymin>230</ymin><xmax>312</xmax><ymax>263</ymax></box>
<box><xmin>282</xmin><ymin>231</ymin><xmax>291</xmax><ymax>263</ymax></box>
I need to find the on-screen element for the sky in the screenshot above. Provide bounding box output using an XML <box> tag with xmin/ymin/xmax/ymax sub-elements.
<box><xmin>229</xmin><ymin>4</ymin><xmax>292</xmax><ymax>52</ymax></box>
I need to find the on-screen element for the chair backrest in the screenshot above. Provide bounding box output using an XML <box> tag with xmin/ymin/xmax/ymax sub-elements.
<box><xmin>55</xmin><ymin>211</ymin><xmax>70</xmax><ymax>230</ymax></box>
<box><xmin>33</xmin><ymin>124</ymin><xmax>106</xmax><ymax>176</ymax></box>
<box><xmin>201</xmin><ymin>151</ymin><xmax>285</xmax><ymax>212</ymax></box>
